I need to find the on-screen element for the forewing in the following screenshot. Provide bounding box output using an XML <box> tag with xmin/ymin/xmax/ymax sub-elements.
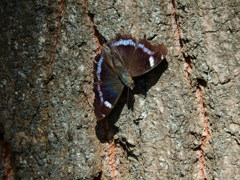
<box><xmin>93</xmin><ymin>51</ymin><xmax>124</xmax><ymax>120</ymax></box>
<box><xmin>110</xmin><ymin>34</ymin><xmax>167</xmax><ymax>77</ymax></box>
<box><xmin>130</xmin><ymin>38</ymin><xmax>168</xmax><ymax>77</ymax></box>
<box><xmin>109</xmin><ymin>34</ymin><xmax>137</xmax><ymax>71</ymax></box>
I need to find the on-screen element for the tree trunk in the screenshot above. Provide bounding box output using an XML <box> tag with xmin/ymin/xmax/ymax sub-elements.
<box><xmin>0</xmin><ymin>0</ymin><xmax>239</xmax><ymax>179</ymax></box>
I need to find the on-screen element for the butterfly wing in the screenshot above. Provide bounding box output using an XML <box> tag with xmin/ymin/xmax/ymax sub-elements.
<box><xmin>110</xmin><ymin>34</ymin><xmax>167</xmax><ymax>77</ymax></box>
<box><xmin>109</xmin><ymin>34</ymin><xmax>137</xmax><ymax>72</ymax></box>
<box><xmin>129</xmin><ymin>38</ymin><xmax>167</xmax><ymax>77</ymax></box>
<box><xmin>93</xmin><ymin>50</ymin><xmax>124</xmax><ymax>120</ymax></box>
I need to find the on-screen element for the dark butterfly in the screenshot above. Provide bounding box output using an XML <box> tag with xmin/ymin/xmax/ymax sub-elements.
<box><xmin>93</xmin><ymin>34</ymin><xmax>167</xmax><ymax>120</ymax></box>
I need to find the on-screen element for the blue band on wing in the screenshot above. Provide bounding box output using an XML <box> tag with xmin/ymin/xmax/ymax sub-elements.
<box><xmin>137</xmin><ymin>43</ymin><xmax>154</xmax><ymax>55</ymax></box>
<box><xmin>111</xmin><ymin>39</ymin><xmax>136</xmax><ymax>47</ymax></box>
<box><xmin>97</xmin><ymin>84</ymin><xmax>104</xmax><ymax>103</ymax></box>
<box><xmin>97</xmin><ymin>55</ymin><xmax>104</xmax><ymax>81</ymax></box>
<box><xmin>111</xmin><ymin>40</ymin><xmax>153</xmax><ymax>56</ymax></box>
<box><xmin>96</xmin><ymin>55</ymin><xmax>104</xmax><ymax>103</ymax></box>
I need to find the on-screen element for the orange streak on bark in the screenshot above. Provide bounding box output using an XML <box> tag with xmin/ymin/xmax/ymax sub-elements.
<box><xmin>54</xmin><ymin>0</ymin><xmax>64</xmax><ymax>48</ymax></box>
<box><xmin>101</xmin><ymin>121</ymin><xmax>118</xmax><ymax>179</ymax></box>
<box><xmin>54</xmin><ymin>0</ymin><xmax>65</xmax><ymax>40</ymax></box>
<box><xmin>85</xmin><ymin>0</ymin><xmax>102</xmax><ymax>54</ymax></box>
<box><xmin>196</xmin><ymin>88</ymin><xmax>211</xmax><ymax>180</ymax></box>
<box><xmin>56</xmin><ymin>0</ymin><xmax>65</xmax><ymax>26</ymax></box>
<box><xmin>169</xmin><ymin>0</ymin><xmax>181</xmax><ymax>51</ymax></box>
<box><xmin>196</xmin><ymin>88</ymin><xmax>211</xmax><ymax>144</ymax></box>
<box><xmin>43</xmin><ymin>0</ymin><xmax>65</xmax><ymax>85</ymax></box>
<box><xmin>50</xmin><ymin>0</ymin><xmax>65</xmax><ymax>65</ymax></box>
<box><xmin>186</xmin><ymin>64</ymin><xmax>192</xmax><ymax>82</ymax></box>
<box><xmin>85</xmin><ymin>1</ymin><xmax>115</xmax><ymax>179</ymax></box>
<box><xmin>170</xmin><ymin>0</ymin><xmax>211</xmax><ymax>179</ymax></box>
<box><xmin>2</xmin><ymin>142</ymin><xmax>14</xmax><ymax>180</ymax></box>
<box><xmin>198</xmin><ymin>149</ymin><xmax>206</xmax><ymax>180</ymax></box>
<box><xmin>108</xmin><ymin>141</ymin><xmax>117</xmax><ymax>180</ymax></box>
<box><xmin>169</xmin><ymin>0</ymin><xmax>192</xmax><ymax>82</ymax></box>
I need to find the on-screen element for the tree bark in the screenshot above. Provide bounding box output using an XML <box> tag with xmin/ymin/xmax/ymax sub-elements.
<box><xmin>0</xmin><ymin>0</ymin><xmax>239</xmax><ymax>179</ymax></box>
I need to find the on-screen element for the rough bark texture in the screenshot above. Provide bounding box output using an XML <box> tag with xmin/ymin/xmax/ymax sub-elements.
<box><xmin>0</xmin><ymin>0</ymin><xmax>239</xmax><ymax>179</ymax></box>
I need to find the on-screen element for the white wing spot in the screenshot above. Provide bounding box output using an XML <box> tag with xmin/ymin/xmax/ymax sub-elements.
<box><xmin>161</xmin><ymin>54</ymin><xmax>164</xmax><ymax>60</ymax></box>
<box><xmin>104</xmin><ymin>101</ymin><xmax>112</xmax><ymax>108</ymax></box>
<box><xmin>149</xmin><ymin>56</ymin><xmax>154</xmax><ymax>67</ymax></box>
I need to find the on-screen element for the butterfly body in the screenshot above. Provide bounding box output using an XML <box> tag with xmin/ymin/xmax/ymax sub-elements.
<box><xmin>93</xmin><ymin>34</ymin><xmax>167</xmax><ymax>120</ymax></box>
<box><xmin>111</xmin><ymin>53</ymin><xmax>135</xmax><ymax>89</ymax></box>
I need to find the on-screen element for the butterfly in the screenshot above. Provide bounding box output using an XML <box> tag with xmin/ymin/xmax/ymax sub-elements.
<box><xmin>93</xmin><ymin>34</ymin><xmax>167</xmax><ymax>120</ymax></box>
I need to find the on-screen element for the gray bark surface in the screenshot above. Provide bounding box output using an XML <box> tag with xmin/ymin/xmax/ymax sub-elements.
<box><xmin>0</xmin><ymin>0</ymin><xmax>239</xmax><ymax>179</ymax></box>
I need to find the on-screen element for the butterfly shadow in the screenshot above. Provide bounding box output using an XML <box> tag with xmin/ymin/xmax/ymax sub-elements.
<box><xmin>95</xmin><ymin>59</ymin><xmax>168</xmax><ymax>143</ymax></box>
<box><xmin>133</xmin><ymin>59</ymin><xmax>168</xmax><ymax>95</ymax></box>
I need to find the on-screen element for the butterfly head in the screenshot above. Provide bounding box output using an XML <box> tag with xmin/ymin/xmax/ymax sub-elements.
<box><xmin>127</xmin><ymin>78</ymin><xmax>135</xmax><ymax>90</ymax></box>
<box><xmin>119</xmin><ymin>72</ymin><xmax>135</xmax><ymax>90</ymax></box>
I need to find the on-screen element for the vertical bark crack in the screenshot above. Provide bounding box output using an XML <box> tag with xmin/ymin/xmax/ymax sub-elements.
<box><xmin>49</xmin><ymin>0</ymin><xmax>65</xmax><ymax>65</ymax></box>
<box><xmin>196</xmin><ymin>87</ymin><xmax>211</xmax><ymax>180</ymax></box>
<box><xmin>98</xmin><ymin>120</ymin><xmax>118</xmax><ymax>180</ymax></box>
<box><xmin>85</xmin><ymin>2</ymin><xmax>117</xmax><ymax>178</ymax></box>
<box><xmin>169</xmin><ymin>1</ymin><xmax>211</xmax><ymax>179</ymax></box>
<box><xmin>44</xmin><ymin>0</ymin><xmax>65</xmax><ymax>85</ymax></box>
<box><xmin>2</xmin><ymin>142</ymin><xmax>14</xmax><ymax>180</ymax></box>
<box><xmin>85</xmin><ymin>0</ymin><xmax>105</xmax><ymax>54</ymax></box>
<box><xmin>108</xmin><ymin>140</ymin><xmax>118</xmax><ymax>180</ymax></box>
